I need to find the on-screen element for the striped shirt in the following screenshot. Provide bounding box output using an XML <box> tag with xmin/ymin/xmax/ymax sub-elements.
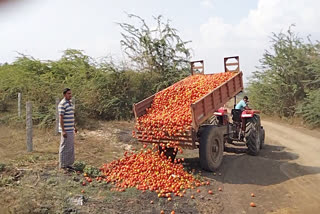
<box><xmin>58</xmin><ymin>98</ymin><xmax>75</xmax><ymax>133</ymax></box>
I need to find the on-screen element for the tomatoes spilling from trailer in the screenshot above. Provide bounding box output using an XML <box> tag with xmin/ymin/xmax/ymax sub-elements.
<box><xmin>133</xmin><ymin>72</ymin><xmax>236</xmax><ymax>148</ymax></box>
<box><xmin>99</xmin><ymin>144</ymin><xmax>209</xmax><ymax>196</ymax></box>
<box><xmin>81</xmin><ymin>73</ymin><xmax>236</xmax><ymax>196</ymax></box>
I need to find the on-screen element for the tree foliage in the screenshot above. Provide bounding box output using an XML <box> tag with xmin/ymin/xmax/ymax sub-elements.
<box><xmin>119</xmin><ymin>14</ymin><xmax>191</xmax><ymax>91</ymax></box>
<box><xmin>247</xmin><ymin>27</ymin><xmax>320</xmax><ymax>127</ymax></box>
<box><xmin>0</xmin><ymin>14</ymin><xmax>192</xmax><ymax>127</ymax></box>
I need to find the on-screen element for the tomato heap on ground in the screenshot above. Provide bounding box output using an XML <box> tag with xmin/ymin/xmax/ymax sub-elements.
<box><xmin>99</xmin><ymin>144</ymin><xmax>210</xmax><ymax>197</ymax></box>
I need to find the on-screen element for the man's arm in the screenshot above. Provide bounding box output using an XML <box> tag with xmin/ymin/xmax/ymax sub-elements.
<box><xmin>244</xmin><ymin>101</ymin><xmax>251</xmax><ymax>110</ymax></box>
<box><xmin>58</xmin><ymin>102</ymin><xmax>67</xmax><ymax>138</ymax></box>
<box><xmin>60</xmin><ymin>114</ymin><xmax>67</xmax><ymax>138</ymax></box>
<box><xmin>73</xmin><ymin>108</ymin><xmax>77</xmax><ymax>133</ymax></box>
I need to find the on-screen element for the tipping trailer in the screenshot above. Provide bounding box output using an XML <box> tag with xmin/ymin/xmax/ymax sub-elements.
<box><xmin>133</xmin><ymin>56</ymin><xmax>265</xmax><ymax>171</ymax></box>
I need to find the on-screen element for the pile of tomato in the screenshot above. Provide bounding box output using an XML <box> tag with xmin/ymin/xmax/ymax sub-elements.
<box><xmin>133</xmin><ymin>72</ymin><xmax>236</xmax><ymax>147</ymax></box>
<box><xmin>99</xmin><ymin>144</ymin><xmax>210</xmax><ymax>197</ymax></box>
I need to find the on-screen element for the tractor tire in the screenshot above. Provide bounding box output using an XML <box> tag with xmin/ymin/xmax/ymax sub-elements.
<box><xmin>159</xmin><ymin>146</ymin><xmax>177</xmax><ymax>162</ymax></box>
<box><xmin>199</xmin><ymin>126</ymin><xmax>224</xmax><ymax>171</ymax></box>
<box><xmin>245</xmin><ymin>115</ymin><xmax>261</xmax><ymax>156</ymax></box>
<box><xmin>260</xmin><ymin>127</ymin><xmax>265</xmax><ymax>149</ymax></box>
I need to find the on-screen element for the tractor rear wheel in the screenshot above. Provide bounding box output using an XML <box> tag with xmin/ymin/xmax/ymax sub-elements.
<box><xmin>199</xmin><ymin>126</ymin><xmax>224</xmax><ymax>171</ymax></box>
<box><xmin>245</xmin><ymin>115</ymin><xmax>261</xmax><ymax>155</ymax></box>
<box><xmin>260</xmin><ymin>127</ymin><xmax>265</xmax><ymax>149</ymax></box>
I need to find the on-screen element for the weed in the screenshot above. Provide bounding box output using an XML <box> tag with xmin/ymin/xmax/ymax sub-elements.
<box><xmin>73</xmin><ymin>161</ymin><xmax>86</xmax><ymax>172</ymax></box>
<box><xmin>83</xmin><ymin>165</ymin><xmax>101</xmax><ymax>177</ymax></box>
<box><xmin>0</xmin><ymin>163</ymin><xmax>5</xmax><ymax>172</ymax></box>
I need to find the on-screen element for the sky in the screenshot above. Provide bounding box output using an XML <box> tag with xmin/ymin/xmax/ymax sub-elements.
<box><xmin>0</xmin><ymin>0</ymin><xmax>320</xmax><ymax>81</ymax></box>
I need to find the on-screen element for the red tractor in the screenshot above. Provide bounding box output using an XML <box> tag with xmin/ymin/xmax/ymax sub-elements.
<box><xmin>210</xmin><ymin>103</ymin><xmax>265</xmax><ymax>156</ymax></box>
<box><xmin>197</xmin><ymin>104</ymin><xmax>265</xmax><ymax>171</ymax></box>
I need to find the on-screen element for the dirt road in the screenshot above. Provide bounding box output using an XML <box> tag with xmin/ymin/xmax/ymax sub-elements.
<box><xmin>201</xmin><ymin>119</ymin><xmax>320</xmax><ymax>214</ymax></box>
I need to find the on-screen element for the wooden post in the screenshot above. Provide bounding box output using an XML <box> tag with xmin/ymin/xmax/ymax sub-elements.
<box><xmin>26</xmin><ymin>101</ymin><xmax>33</xmax><ymax>152</ymax></box>
<box><xmin>18</xmin><ymin>93</ymin><xmax>21</xmax><ymax>117</ymax></box>
<box><xmin>55</xmin><ymin>98</ymin><xmax>60</xmax><ymax>135</ymax></box>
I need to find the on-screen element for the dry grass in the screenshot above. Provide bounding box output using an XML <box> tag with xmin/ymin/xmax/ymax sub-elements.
<box><xmin>0</xmin><ymin>120</ymin><xmax>219</xmax><ymax>214</ymax></box>
<box><xmin>0</xmin><ymin>120</ymin><xmax>142</xmax><ymax>213</ymax></box>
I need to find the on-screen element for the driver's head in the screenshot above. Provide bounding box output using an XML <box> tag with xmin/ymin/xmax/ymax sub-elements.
<box><xmin>243</xmin><ymin>96</ymin><xmax>248</xmax><ymax>103</ymax></box>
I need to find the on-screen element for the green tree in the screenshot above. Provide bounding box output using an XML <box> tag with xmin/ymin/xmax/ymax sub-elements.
<box><xmin>248</xmin><ymin>27</ymin><xmax>320</xmax><ymax>126</ymax></box>
<box><xmin>0</xmin><ymin>14</ymin><xmax>194</xmax><ymax>127</ymax></box>
<box><xmin>118</xmin><ymin>14</ymin><xmax>192</xmax><ymax>92</ymax></box>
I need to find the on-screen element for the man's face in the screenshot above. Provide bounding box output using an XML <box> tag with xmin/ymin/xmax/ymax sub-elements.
<box><xmin>64</xmin><ymin>91</ymin><xmax>72</xmax><ymax>100</ymax></box>
<box><xmin>244</xmin><ymin>98</ymin><xmax>248</xmax><ymax>103</ymax></box>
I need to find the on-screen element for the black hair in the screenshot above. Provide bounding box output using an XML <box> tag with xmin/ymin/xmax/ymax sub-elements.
<box><xmin>63</xmin><ymin>88</ymin><xmax>71</xmax><ymax>95</ymax></box>
<box><xmin>243</xmin><ymin>96</ymin><xmax>248</xmax><ymax>100</ymax></box>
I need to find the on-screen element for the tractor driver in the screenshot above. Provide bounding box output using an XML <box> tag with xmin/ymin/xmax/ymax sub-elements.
<box><xmin>235</xmin><ymin>96</ymin><xmax>250</xmax><ymax>111</ymax></box>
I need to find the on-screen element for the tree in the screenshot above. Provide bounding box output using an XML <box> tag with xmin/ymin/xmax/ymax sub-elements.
<box><xmin>247</xmin><ymin>26</ymin><xmax>320</xmax><ymax>126</ymax></box>
<box><xmin>118</xmin><ymin>14</ymin><xmax>192</xmax><ymax>92</ymax></box>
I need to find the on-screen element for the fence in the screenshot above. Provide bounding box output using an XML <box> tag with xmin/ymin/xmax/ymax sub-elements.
<box><xmin>3</xmin><ymin>93</ymin><xmax>76</xmax><ymax>152</ymax></box>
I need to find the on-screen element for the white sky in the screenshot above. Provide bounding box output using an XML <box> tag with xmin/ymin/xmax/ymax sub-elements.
<box><xmin>0</xmin><ymin>0</ymin><xmax>319</xmax><ymax>82</ymax></box>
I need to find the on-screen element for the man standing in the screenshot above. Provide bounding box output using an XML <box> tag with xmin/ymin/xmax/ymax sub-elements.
<box><xmin>235</xmin><ymin>96</ymin><xmax>250</xmax><ymax>111</ymax></box>
<box><xmin>58</xmin><ymin>88</ymin><xmax>77</xmax><ymax>171</ymax></box>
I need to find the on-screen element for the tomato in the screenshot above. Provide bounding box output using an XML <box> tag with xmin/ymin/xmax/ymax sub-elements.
<box><xmin>134</xmin><ymin>72</ymin><xmax>235</xmax><ymax>150</ymax></box>
<box><xmin>98</xmin><ymin>146</ymin><xmax>202</xmax><ymax>194</ymax></box>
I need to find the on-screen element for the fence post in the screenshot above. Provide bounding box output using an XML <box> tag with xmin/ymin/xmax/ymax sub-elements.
<box><xmin>18</xmin><ymin>93</ymin><xmax>21</xmax><ymax>118</ymax></box>
<box><xmin>55</xmin><ymin>98</ymin><xmax>60</xmax><ymax>135</ymax></box>
<box><xmin>26</xmin><ymin>101</ymin><xmax>33</xmax><ymax>152</ymax></box>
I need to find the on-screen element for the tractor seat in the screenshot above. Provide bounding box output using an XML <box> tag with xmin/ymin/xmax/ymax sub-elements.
<box><xmin>231</xmin><ymin>109</ymin><xmax>242</xmax><ymax>122</ymax></box>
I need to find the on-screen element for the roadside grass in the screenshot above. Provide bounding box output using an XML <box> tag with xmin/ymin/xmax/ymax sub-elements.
<box><xmin>0</xmin><ymin>113</ymin><xmax>219</xmax><ymax>213</ymax></box>
<box><xmin>0</xmin><ymin>120</ymin><xmax>141</xmax><ymax>213</ymax></box>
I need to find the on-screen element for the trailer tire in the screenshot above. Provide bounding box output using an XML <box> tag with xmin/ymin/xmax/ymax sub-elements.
<box><xmin>199</xmin><ymin>126</ymin><xmax>224</xmax><ymax>171</ymax></box>
<box><xmin>245</xmin><ymin>115</ymin><xmax>261</xmax><ymax>155</ymax></box>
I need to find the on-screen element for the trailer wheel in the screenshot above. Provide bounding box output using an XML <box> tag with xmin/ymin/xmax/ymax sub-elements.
<box><xmin>159</xmin><ymin>146</ymin><xmax>177</xmax><ymax>162</ymax></box>
<box><xmin>260</xmin><ymin>127</ymin><xmax>265</xmax><ymax>149</ymax></box>
<box><xmin>245</xmin><ymin>115</ymin><xmax>261</xmax><ymax>155</ymax></box>
<box><xmin>199</xmin><ymin>126</ymin><xmax>224</xmax><ymax>171</ymax></box>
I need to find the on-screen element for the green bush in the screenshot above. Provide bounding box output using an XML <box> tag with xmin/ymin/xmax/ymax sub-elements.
<box><xmin>248</xmin><ymin>27</ymin><xmax>320</xmax><ymax>127</ymax></box>
<box><xmin>298</xmin><ymin>89</ymin><xmax>320</xmax><ymax>127</ymax></box>
<box><xmin>0</xmin><ymin>14</ymin><xmax>191</xmax><ymax>127</ymax></box>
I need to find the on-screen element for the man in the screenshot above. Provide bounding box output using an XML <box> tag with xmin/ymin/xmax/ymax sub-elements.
<box><xmin>58</xmin><ymin>88</ymin><xmax>77</xmax><ymax>171</ymax></box>
<box><xmin>235</xmin><ymin>96</ymin><xmax>250</xmax><ymax>111</ymax></box>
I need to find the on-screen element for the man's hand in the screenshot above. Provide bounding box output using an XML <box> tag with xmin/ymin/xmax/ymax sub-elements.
<box><xmin>74</xmin><ymin>127</ymin><xmax>78</xmax><ymax>134</ymax></box>
<box><xmin>62</xmin><ymin>131</ymin><xmax>67</xmax><ymax>138</ymax></box>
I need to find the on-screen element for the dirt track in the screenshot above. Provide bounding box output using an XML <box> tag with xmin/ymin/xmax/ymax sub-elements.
<box><xmin>201</xmin><ymin>119</ymin><xmax>320</xmax><ymax>214</ymax></box>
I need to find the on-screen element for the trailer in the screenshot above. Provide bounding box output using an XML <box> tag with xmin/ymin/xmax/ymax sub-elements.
<box><xmin>133</xmin><ymin>56</ymin><xmax>265</xmax><ymax>171</ymax></box>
